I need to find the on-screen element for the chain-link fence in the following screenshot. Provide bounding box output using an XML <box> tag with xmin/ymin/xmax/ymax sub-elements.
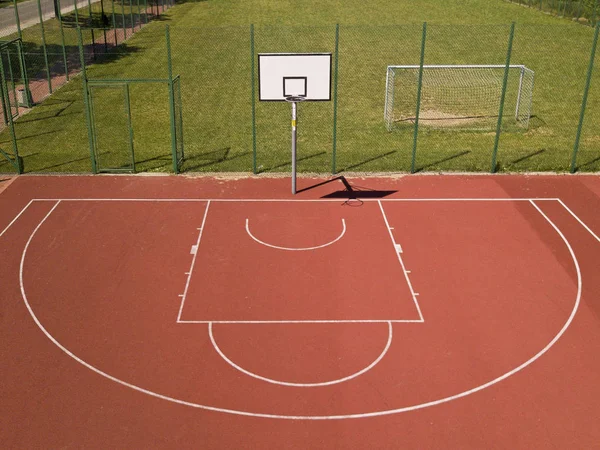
<box><xmin>0</xmin><ymin>0</ymin><xmax>175</xmax><ymax>173</ymax></box>
<box><xmin>1</xmin><ymin>15</ymin><xmax>599</xmax><ymax>175</ymax></box>
<box><xmin>0</xmin><ymin>0</ymin><xmax>174</xmax><ymax>130</ymax></box>
<box><xmin>505</xmin><ymin>0</ymin><xmax>599</xmax><ymax>26</ymax></box>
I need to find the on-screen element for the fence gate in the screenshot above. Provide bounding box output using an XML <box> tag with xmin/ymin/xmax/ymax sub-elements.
<box><xmin>88</xmin><ymin>82</ymin><xmax>136</xmax><ymax>173</ymax></box>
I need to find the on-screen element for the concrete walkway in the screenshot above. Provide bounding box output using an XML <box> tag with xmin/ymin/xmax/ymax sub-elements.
<box><xmin>0</xmin><ymin>0</ymin><xmax>102</xmax><ymax>37</ymax></box>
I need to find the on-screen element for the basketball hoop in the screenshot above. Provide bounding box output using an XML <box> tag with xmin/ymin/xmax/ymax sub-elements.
<box><xmin>284</xmin><ymin>95</ymin><xmax>307</xmax><ymax>103</ymax></box>
<box><xmin>257</xmin><ymin>53</ymin><xmax>333</xmax><ymax>194</ymax></box>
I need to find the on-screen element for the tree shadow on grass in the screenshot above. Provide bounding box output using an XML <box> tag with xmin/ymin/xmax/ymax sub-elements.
<box><xmin>507</xmin><ymin>148</ymin><xmax>546</xmax><ymax>166</ymax></box>
<box><xmin>32</xmin><ymin>152</ymin><xmax>108</xmax><ymax>172</ymax></box>
<box><xmin>257</xmin><ymin>151</ymin><xmax>326</xmax><ymax>174</ymax></box>
<box><xmin>183</xmin><ymin>147</ymin><xmax>252</xmax><ymax>171</ymax></box>
<box><xmin>15</xmin><ymin>99</ymin><xmax>79</xmax><ymax>124</ymax></box>
<box><xmin>337</xmin><ymin>150</ymin><xmax>396</xmax><ymax>172</ymax></box>
<box><xmin>135</xmin><ymin>153</ymin><xmax>173</xmax><ymax>171</ymax></box>
<box><xmin>414</xmin><ymin>150</ymin><xmax>471</xmax><ymax>172</ymax></box>
<box><xmin>575</xmin><ymin>154</ymin><xmax>600</xmax><ymax>172</ymax></box>
<box><xmin>0</xmin><ymin>129</ymin><xmax>62</xmax><ymax>144</ymax></box>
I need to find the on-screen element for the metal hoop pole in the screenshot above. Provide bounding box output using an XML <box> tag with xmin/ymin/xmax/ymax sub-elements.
<box><xmin>291</xmin><ymin>100</ymin><xmax>297</xmax><ymax>194</ymax></box>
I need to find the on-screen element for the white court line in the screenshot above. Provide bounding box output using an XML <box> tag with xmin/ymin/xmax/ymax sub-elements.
<box><xmin>176</xmin><ymin>201</ymin><xmax>211</xmax><ymax>323</ymax></box>
<box><xmin>17</xmin><ymin>197</ymin><xmax>582</xmax><ymax>419</ymax></box>
<box><xmin>556</xmin><ymin>199</ymin><xmax>600</xmax><ymax>244</ymax></box>
<box><xmin>245</xmin><ymin>218</ymin><xmax>346</xmax><ymax>251</ymax></box>
<box><xmin>0</xmin><ymin>200</ymin><xmax>34</xmax><ymax>238</ymax></box>
<box><xmin>377</xmin><ymin>200</ymin><xmax>424</xmax><ymax>322</ymax></box>
<box><xmin>28</xmin><ymin>197</ymin><xmax>560</xmax><ymax>203</ymax></box>
<box><xmin>208</xmin><ymin>321</ymin><xmax>393</xmax><ymax>387</ymax></box>
<box><xmin>179</xmin><ymin>319</ymin><xmax>422</xmax><ymax>324</ymax></box>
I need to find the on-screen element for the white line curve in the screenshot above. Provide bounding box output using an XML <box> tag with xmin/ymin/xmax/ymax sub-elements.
<box><xmin>19</xmin><ymin>199</ymin><xmax>581</xmax><ymax>420</ymax></box>
<box><xmin>208</xmin><ymin>321</ymin><xmax>393</xmax><ymax>387</ymax></box>
<box><xmin>245</xmin><ymin>218</ymin><xmax>346</xmax><ymax>251</ymax></box>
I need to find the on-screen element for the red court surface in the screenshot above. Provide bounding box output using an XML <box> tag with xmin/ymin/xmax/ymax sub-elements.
<box><xmin>1</xmin><ymin>174</ymin><xmax>600</xmax><ymax>448</ymax></box>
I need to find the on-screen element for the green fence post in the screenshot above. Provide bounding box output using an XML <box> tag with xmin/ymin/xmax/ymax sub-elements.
<box><xmin>12</xmin><ymin>0</ymin><xmax>31</xmax><ymax>107</ymax></box>
<box><xmin>6</xmin><ymin>49</ymin><xmax>17</xmax><ymax>117</ymax></box>
<box><xmin>250</xmin><ymin>24</ymin><xmax>257</xmax><ymax>174</ymax></box>
<box><xmin>91</xmin><ymin>28</ymin><xmax>96</xmax><ymax>60</ymax></box>
<box><xmin>111</xmin><ymin>0</ymin><xmax>117</xmax><ymax>44</ymax></box>
<box><xmin>87</xmin><ymin>0</ymin><xmax>93</xmax><ymax>25</ymax></box>
<box><xmin>13</xmin><ymin>0</ymin><xmax>22</xmax><ymax>39</ymax></box>
<box><xmin>593</xmin><ymin>0</ymin><xmax>599</xmax><ymax>25</ymax></box>
<box><xmin>74</xmin><ymin>0</ymin><xmax>80</xmax><ymax>24</ymax></box>
<box><xmin>490</xmin><ymin>22</ymin><xmax>516</xmax><ymax>173</ymax></box>
<box><xmin>2</xmin><ymin>49</ymin><xmax>16</xmax><ymax>123</ymax></box>
<box><xmin>129</xmin><ymin>0</ymin><xmax>134</xmax><ymax>33</ymax></box>
<box><xmin>410</xmin><ymin>22</ymin><xmax>427</xmax><ymax>174</ymax></box>
<box><xmin>570</xmin><ymin>23</ymin><xmax>599</xmax><ymax>172</ymax></box>
<box><xmin>143</xmin><ymin>0</ymin><xmax>148</xmax><ymax>23</ymax></box>
<box><xmin>124</xmin><ymin>84</ymin><xmax>136</xmax><ymax>171</ymax></box>
<box><xmin>77</xmin><ymin>26</ymin><xmax>98</xmax><ymax>174</ymax></box>
<box><xmin>121</xmin><ymin>0</ymin><xmax>126</xmax><ymax>38</ymax></box>
<box><xmin>36</xmin><ymin>0</ymin><xmax>52</xmax><ymax>94</ymax></box>
<box><xmin>539</xmin><ymin>0</ymin><xmax>543</xmax><ymax>11</ymax></box>
<box><xmin>0</xmin><ymin>55</ymin><xmax>22</xmax><ymax>173</ymax></box>
<box><xmin>17</xmin><ymin>40</ymin><xmax>32</xmax><ymax>107</ymax></box>
<box><xmin>165</xmin><ymin>25</ymin><xmax>179</xmax><ymax>173</ymax></box>
<box><xmin>136</xmin><ymin>0</ymin><xmax>141</xmax><ymax>28</ymax></box>
<box><xmin>57</xmin><ymin>0</ymin><xmax>70</xmax><ymax>81</ymax></box>
<box><xmin>331</xmin><ymin>24</ymin><xmax>340</xmax><ymax>174</ymax></box>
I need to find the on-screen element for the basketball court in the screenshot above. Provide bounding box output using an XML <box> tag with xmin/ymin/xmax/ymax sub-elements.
<box><xmin>1</xmin><ymin>174</ymin><xmax>600</xmax><ymax>448</ymax></box>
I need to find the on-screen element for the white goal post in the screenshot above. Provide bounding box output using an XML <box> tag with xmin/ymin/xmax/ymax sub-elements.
<box><xmin>384</xmin><ymin>65</ymin><xmax>535</xmax><ymax>131</ymax></box>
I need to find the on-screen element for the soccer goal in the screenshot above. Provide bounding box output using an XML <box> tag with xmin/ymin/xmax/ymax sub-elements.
<box><xmin>384</xmin><ymin>65</ymin><xmax>534</xmax><ymax>131</ymax></box>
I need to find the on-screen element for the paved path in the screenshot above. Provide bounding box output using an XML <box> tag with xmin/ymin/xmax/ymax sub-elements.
<box><xmin>0</xmin><ymin>0</ymin><xmax>101</xmax><ymax>37</ymax></box>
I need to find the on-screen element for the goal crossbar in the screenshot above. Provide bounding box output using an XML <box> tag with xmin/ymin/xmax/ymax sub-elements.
<box><xmin>387</xmin><ymin>65</ymin><xmax>529</xmax><ymax>69</ymax></box>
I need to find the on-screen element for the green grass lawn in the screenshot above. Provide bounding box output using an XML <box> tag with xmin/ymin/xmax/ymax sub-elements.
<box><xmin>1</xmin><ymin>0</ymin><xmax>599</xmax><ymax>174</ymax></box>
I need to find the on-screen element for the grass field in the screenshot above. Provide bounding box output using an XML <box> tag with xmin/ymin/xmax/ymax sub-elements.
<box><xmin>1</xmin><ymin>0</ymin><xmax>599</xmax><ymax>174</ymax></box>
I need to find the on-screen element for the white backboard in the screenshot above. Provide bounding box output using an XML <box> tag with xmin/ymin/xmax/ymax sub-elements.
<box><xmin>258</xmin><ymin>53</ymin><xmax>332</xmax><ymax>101</ymax></box>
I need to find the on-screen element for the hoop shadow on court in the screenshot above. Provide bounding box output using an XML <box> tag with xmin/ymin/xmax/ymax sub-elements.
<box><xmin>297</xmin><ymin>176</ymin><xmax>396</xmax><ymax>200</ymax></box>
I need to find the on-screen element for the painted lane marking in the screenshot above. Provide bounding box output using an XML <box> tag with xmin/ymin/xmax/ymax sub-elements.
<box><xmin>178</xmin><ymin>319</ymin><xmax>422</xmax><ymax>324</ymax></box>
<box><xmin>176</xmin><ymin>201</ymin><xmax>211</xmax><ymax>323</ymax></box>
<box><xmin>556</xmin><ymin>198</ymin><xmax>600</xmax><ymax>244</ymax></box>
<box><xmin>208</xmin><ymin>322</ymin><xmax>393</xmax><ymax>387</ymax></box>
<box><xmin>378</xmin><ymin>200</ymin><xmax>424</xmax><ymax>322</ymax></box>
<box><xmin>18</xmin><ymin>199</ymin><xmax>581</xmax><ymax>420</ymax></box>
<box><xmin>245</xmin><ymin>218</ymin><xmax>346</xmax><ymax>251</ymax></box>
<box><xmin>0</xmin><ymin>200</ymin><xmax>34</xmax><ymax>238</ymax></box>
<box><xmin>29</xmin><ymin>197</ymin><xmax>560</xmax><ymax>203</ymax></box>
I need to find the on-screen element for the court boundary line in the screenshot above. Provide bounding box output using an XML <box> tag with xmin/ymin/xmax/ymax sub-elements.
<box><xmin>179</xmin><ymin>319</ymin><xmax>421</xmax><ymax>324</ymax></box>
<box><xmin>245</xmin><ymin>218</ymin><xmax>347</xmax><ymax>251</ymax></box>
<box><xmin>177</xmin><ymin>201</ymin><xmax>211</xmax><ymax>323</ymax></box>
<box><xmin>17</xmin><ymin>198</ymin><xmax>582</xmax><ymax>419</ymax></box>
<box><xmin>27</xmin><ymin>197</ymin><xmax>560</xmax><ymax>203</ymax></box>
<box><xmin>208</xmin><ymin>321</ymin><xmax>393</xmax><ymax>387</ymax></box>
<box><xmin>378</xmin><ymin>200</ymin><xmax>424</xmax><ymax>322</ymax></box>
<box><xmin>0</xmin><ymin>200</ymin><xmax>34</xmax><ymax>238</ymax></box>
<box><xmin>177</xmin><ymin>200</ymin><xmax>422</xmax><ymax>323</ymax></box>
<box><xmin>555</xmin><ymin>199</ymin><xmax>600</xmax><ymax>244</ymax></box>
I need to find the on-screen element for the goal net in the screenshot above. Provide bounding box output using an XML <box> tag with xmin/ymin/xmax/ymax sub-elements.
<box><xmin>384</xmin><ymin>65</ymin><xmax>534</xmax><ymax>131</ymax></box>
